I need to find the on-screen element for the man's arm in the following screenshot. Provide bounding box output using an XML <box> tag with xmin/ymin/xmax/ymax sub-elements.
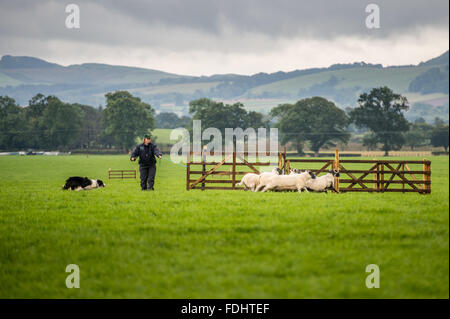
<box><xmin>153</xmin><ymin>144</ymin><xmax>162</xmax><ymax>158</ymax></box>
<box><xmin>130</xmin><ymin>145</ymin><xmax>140</xmax><ymax>161</ymax></box>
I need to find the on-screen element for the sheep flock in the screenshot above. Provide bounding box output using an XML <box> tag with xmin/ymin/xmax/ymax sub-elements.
<box><xmin>237</xmin><ymin>167</ymin><xmax>340</xmax><ymax>193</ymax></box>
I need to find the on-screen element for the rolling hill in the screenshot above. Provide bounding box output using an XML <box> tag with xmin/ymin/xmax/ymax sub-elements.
<box><xmin>0</xmin><ymin>51</ymin><xmax>448</xmax><ymax>120</ymax></box>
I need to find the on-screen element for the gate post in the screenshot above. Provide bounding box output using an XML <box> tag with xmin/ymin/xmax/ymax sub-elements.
<box><xmin>278</xmin><ymin>152</ymin><xmax>282</xmax><ymax>169</ymax></box>
<box><xmin>373</xmin><ymin>160</ymin><xmax>378</xmax><ymax>191</ymax></box>
<box><xmin>423</xmin><ymin>158</ymin><xmax>431</xmax><ymax>194</ymax></box>
<box><xmin>232</xmin><ymin>150</ymin><xmax>236</xmax><ymax>190</ymax></box>
<box><xmin>402</xmin><ymin>163</ymin><xmax>405</xmax><ymax>192</ymax></box>
<box><xmin>334</xmin><ymin>149</ymin><xmax>340</xmax><ymax>192</ymax></box>
<box><xmin>202</xmin><ymin>145</ymin><xmax>206</xmax><ymax>191</ymax></box>
<box><xmin>186</xmin><ymin>147</ymin><xmax>191</xmax><ymax>191</ymax></box>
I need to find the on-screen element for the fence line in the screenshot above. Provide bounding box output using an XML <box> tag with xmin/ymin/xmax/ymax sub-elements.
<box><xmin>186</xmin><ymin>147</ymin><xmax>431</xmax><ymax>194</ymax></box>
<box><xmin>108</xmin><ymin>169</ymin><xmax>136</xmax><ymax>180</ymax></box>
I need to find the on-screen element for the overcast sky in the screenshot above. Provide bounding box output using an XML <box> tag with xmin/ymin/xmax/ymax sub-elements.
<box><xmin>0</xmin><ymin>0</ymin><xmax>448</xmax><ymax>75</ymax></box>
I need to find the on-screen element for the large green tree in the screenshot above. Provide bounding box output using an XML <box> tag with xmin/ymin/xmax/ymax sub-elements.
<box><xmin>0</xmin><ymin>96</ymin><xmax>28</xmax><ymax>150</ymax></box>
<box><xmin>189</xmin><ymin>98</ymin><xmax>267</xmax><ymax>136</ymax></box>
<box><xmin>103</xmin><ymin>91</ymin><xmax>155</xmax><ymax>152</ymax></box>
<box><xmin>40</xmin><ymin>97</ymin><xmax>83</xmax><ymax>150</ymax></box>
<box><xmin>404</xmin><ymin>121</ymin><xmax>433</xmax><ymax>150</ymax></box>
<box><xmin>270</xmin><ymin>97</ymin><xmax>350</xmax><ymax>156</ymax></box>
<box><xmin>155</xmin><ymin>112</ymin><xmax>191</xmax><ymax>129</ymax></box>
<box><xmin>350</xmin><ymin>87</ymin><xmax>409</xmax><ymax>156</ymax></box>
<box><xmin>74</xmin><ymin>103</ymin><xmax>103</xmax><ymax>149</ymax></box>
<box><xmin>430</xmin><ymin>124</ymin><xmax>449</xmax><ymax>152</ymax></box>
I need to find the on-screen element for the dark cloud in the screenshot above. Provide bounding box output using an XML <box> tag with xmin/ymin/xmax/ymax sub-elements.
<box><xmin>99</xmin><ymin>0</ymin><xmax>448</xmax><ymax>37</ymax></box>
<box><xmin>0</xmin><ymin>0</ymin><xmax>448</xmax><ymax>43</ymax></box>
<box><xmin>0</xmin><ymin>0</ymin><xmax>448</xmax><ymax>75</ymax></box>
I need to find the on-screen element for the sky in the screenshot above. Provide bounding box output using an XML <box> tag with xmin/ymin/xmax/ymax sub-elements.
<box><xmin>0</xmin><ymin>0</ymin><xmax>448</xmax><ymax>76</ymax></box>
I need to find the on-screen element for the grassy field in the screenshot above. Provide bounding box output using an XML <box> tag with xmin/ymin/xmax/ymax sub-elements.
<box><xmin>0</xmin><ymin>155</ymin><xmax>448</xmax><ymax>298</ymax></box>
<box><xmin>248</xmin><ymin>65</ymin><xmax>441</xmax><ymax>96</ymax></box>
<box><xmin>151</xmin><ymin>128</ymin><xmax>183</xmax><ymax>145</ymax></box>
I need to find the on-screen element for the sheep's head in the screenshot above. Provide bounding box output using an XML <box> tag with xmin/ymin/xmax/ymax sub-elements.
<box><xmin>301</xmin><ymin>170</ymin><xmax>316</xmax><ymax>180</ymax></box>
<box><xmin>272</xmin><ymin>167</ymin><xmax>282</xmax><ymax>175</ymax></box>
<box><xmin>329</xmin><ymin>169</ymin><xmax>340</xmax><ymax>177</ymax></box>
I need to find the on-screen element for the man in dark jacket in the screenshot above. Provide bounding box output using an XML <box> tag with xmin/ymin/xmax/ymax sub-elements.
<box><xmin>130</xmin><ymin>134</ymin><xmax>162</xmax><ymax>190</ymax></box>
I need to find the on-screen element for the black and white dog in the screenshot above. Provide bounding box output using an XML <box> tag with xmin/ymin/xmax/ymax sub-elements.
<box><xmin>62</xmin><ymin>176</ymin><xmax>105</xmax><ymax>191</ymax></box>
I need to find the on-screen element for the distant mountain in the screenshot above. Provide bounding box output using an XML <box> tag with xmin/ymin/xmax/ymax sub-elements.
<box><xmin>0</xmin><ymin>51</ymin><xmax>448</xmax><ymax>116</ymax></box>
<box><xmin>0</xmin><ymin>55</ymin><xmax>60</xmax><ymax>69</ymax></box>
<box><xmin>418</xmin><ymin>51</ymin><xmax>449</xmax><ymax>66</ymax></box>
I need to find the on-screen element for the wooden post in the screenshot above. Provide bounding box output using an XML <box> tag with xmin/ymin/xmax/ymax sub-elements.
<box><xmin>286</xmin><ymin>160</ymin><xmax>291</xmax><ymax>174</ymax></box>
<box><xmin>373</xmin><ymin>160</ymin><xmax>378</xmax><ymax>191</ymax></box>
<box><xmin>283</xmin><ymin>146</ymin><xmax>287</xmax><ymax>173</ymax></box>
<box><xmin>427</xmin><ymin>160</ymin><xmax>431</xmax><ymax>194</ymax></box>
<box><xmin>380</xmin><ymin>163</ymin><xmax>384</xmax><ymax>192</ymax></box>
<box><xmin>423</xmin><ymin>158</ymin><xmax>431</xmax><ymax>194</ymax></box>
<box><xmin>334</xmin><ymin>149</ymin><xmax>340</xmax><ymax>192</ymax></box>
<box><xmin>232</xmin><ymin>150</ymin><xmax>236</xmax><ymax>190</ymax></box>
<box><xmin>186</xmin><ymin>147</ymin><xmax>191</xmax><ymax>191</ymax></box>
<box><xmin>201</xmin><ymin>146</ymin><xmax>206</xmax><ymax>191</ymax></box>
<box><xmin>278</xmin><ymin>152</ymin><xmax>282</xmax><ymax>169</ymax></box>
<box><xmin>402</xmin><ymin>163</ymin><xmax>405</xmax><ymax>192</ymax></box>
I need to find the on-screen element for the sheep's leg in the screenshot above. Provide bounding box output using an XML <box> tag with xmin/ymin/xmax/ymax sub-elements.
<box><xmin>260</xmin><ymin>184</ymin><xmax>272</xmax><ymax>192</ymax></box>
<box><xmin>255</xmin><ymin>184</ymin><xmax>265</xmax><ymax>192</ymax></box>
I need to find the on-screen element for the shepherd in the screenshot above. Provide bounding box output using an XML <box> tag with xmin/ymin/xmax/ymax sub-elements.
<box><xmin>130</xmin><ymin>134</ymin><xmax>162</xmax><ymax>191</ymax></box>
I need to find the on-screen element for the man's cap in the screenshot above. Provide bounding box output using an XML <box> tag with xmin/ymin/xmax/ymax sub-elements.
<box><xmin>143</xmin><ymin>134</ymin><xmax>151</xmax><ymax>139</ymax></box>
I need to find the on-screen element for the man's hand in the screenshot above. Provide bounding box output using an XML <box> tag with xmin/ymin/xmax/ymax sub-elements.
<box><xmin>130</xmin><ymin>157</ymin><xmax>136</xmax><ymax>162</ymax></box>
<box><xmin>158</xmin><ymin>155</ymin><xmax>162</xmax><ymax>159</ymax></box>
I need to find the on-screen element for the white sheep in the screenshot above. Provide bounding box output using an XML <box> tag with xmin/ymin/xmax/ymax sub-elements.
<box><xmin>254</xmin><ymin>167</ymin><xmax>283</xmax><ymax>192</ymax></box>
<box><xmin>258</xmin><ymin>170</ymin><xmax>316</xmax><ymax>193</ymax></box>
<box><xmin>237</xmin><ymin>173</ymin><xmax>260</xmax><ymax>191</ymax></box>
<box><xmin>305</xmin><ymin>169</ymin><xmax>340</xmax><ymax>193</ymax></box>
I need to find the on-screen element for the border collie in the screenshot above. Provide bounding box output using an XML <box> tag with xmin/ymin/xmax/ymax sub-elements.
<box><xmin>62</xmin><ymin>176</ymin><xmax>105</xmax><ymax>191</ymax></box>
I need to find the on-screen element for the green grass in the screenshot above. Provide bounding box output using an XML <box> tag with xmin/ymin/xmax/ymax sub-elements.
<box><xmin>151</xmin><ymin>128</ymin><xmax>183</xmax><ymax>144</ymax></box>
<box><xmin>0</xmin><ymin>155</ymin><xmax>448</xmax><ymax>298</ymax></box>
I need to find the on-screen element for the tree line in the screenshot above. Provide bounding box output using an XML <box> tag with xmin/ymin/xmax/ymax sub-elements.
<box><xmin>0</xmin><ymin>87</ymin><xmax>448</xmax><ymax>155</ymax></box>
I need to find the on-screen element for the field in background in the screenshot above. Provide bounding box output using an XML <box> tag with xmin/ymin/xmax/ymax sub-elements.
<box><xmin>0</xmin><ymin>155</ymin><xmax>448</xmax><ymax>298</ymax></box>
<box><xmin>248</xmin><ymin>65</ymin><xmax>443</xmax><ymax>95</ymax></box>
<box><xmin>151</xmin><ymin>128</ymin><xmax>183</xmax><ymax>145</ymax></box>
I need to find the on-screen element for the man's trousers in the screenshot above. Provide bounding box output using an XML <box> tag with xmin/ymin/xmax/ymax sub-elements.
<box><xmin>139</xmin><ymin>165</ymin><xmax>156</xmax><ymax>190</ymax></box>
